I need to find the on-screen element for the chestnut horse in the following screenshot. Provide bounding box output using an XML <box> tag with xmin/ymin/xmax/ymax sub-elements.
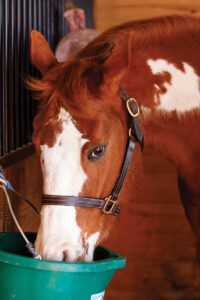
<box><xmin>29</xmin><ymin>15</ymin><xmax>200</xmax><ymax>263</ymax></box>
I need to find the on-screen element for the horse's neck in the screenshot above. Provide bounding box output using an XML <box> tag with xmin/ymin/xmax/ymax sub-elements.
<box><xmin>123</xmin><ymin>52</ymin><xmax>200</xmax><ymax>192</ymax></box>
<box><xmin>141</xmin><ymin>111</ymin><xmax>200</xmax><ymax>192</ymax></box>
<box><xmin>141</xmin><ymin>102</ymin><xmax>200</xmax><ymax>192</ymax></box>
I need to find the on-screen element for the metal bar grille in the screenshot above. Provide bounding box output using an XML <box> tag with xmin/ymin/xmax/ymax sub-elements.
<box><xmin>0</xmin><ymin>0</ymin><xmax>93</xmax><ymax>157</ymax></box>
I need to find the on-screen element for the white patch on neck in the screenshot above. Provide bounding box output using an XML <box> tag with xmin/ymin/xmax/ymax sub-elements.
<box><xmin>35</xmin><ymin>108</ymin><xmax>88</xmax><ymax>262</ymax></box>
<box><xmin>147</xmin><ymin>59</ymin><xmax>200</xmax><ymax>113</ymax></box>
<box><xmin>85</xmin><ymin>232</ymin><xmax>100</xmax><ymax>262</ymax></box>
<box><xmin>140</xmin><ymin>105</ymin><xmax>151</xmax><ymax>117</ymax></box>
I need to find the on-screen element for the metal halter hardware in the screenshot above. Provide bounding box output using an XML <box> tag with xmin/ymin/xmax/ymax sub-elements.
<box><xmin>42</xmin><ymin>84</ymin><xmax>144</xmax><ymax>216</ymax></box>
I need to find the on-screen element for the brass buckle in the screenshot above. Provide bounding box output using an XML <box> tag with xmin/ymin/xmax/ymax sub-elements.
<box><xmin>103</xmin><ymin>195</ymin><xmax>117</xmax><ymax>215</ymax></box>
<box><xmin>126</xmin><ymin>98</ymin><xmax>139</xmax><ymax>117</ymax></box>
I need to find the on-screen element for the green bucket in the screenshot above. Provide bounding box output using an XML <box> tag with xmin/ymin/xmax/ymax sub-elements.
<box><xmin>0</xmin><ymin>232</ymin><xmax>126</xmax><ymax>300</ymax></box>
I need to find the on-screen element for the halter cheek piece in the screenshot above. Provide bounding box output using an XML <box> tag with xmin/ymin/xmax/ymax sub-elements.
<box><xmin>42</xmin><ymin>84</ymin><xmax>144</xmax><ymax>216</ymax></box>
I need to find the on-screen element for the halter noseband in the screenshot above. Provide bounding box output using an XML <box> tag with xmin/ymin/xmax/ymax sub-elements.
<box><xmin>42</xmin><ymin>84</ymin><xmax>144</xmax><ymax>217</ymax></box>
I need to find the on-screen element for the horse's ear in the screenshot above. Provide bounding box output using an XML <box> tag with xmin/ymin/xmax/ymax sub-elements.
<box><xmin>30</xmin><ymin>30</ymin><xmax>57</xmax><ymax>75</ymax></box>
<box><xmin>103</xmin><ymin>32</ymin><xmax>133</xmax><ymax>83</ymax></box>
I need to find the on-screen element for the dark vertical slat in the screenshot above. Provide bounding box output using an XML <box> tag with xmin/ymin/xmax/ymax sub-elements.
<box><xmin>32</xmin><ymin>0</ymin><xmax>36</xmax><ymax>30</ymax></box>
<box><xmin>37</xmin><ymin>0</ymin><xmax>41</xmax><ymax>32</ymax></box>
<box><xmin>25</xmin><ymin>0</ymin><xmax>31</xmax><ymax>142</ymax></box>
<box><xmin>31</xmin><ymin>0</ymin><xmax>37</xmax><ymax>123</ymax></box>
<box><xmin>30</xmin><ymin>0</ymin><xmax>39</xmax><ymax>126</ymax></box>
<box><xmin>14</xmin><ymin>0</ymin><xmax>20</xmax><ymax>148</ymax></box>
<box><xmin>8</xmin><ymin>0</ymin><xmax>14</xmax><ymax>152</ymax></box>
<box><xmin>34</xmin><ymin>0</ymin><xmax>41</xmax><ymax>87</ymax></box>
<box><xmin>50</xmin><ymin>0</ymin><xmax>54</xmax><ymax>49</ymax></box>
<box><xmin>40</xmin><ymin>0</ymin><xmax>44</xmax><ymax>35</ymax></box>
<box><xmin>48</xmin><ymin>0</ymin><xmax>52</xmax><ymax>47</ymax></box>
<box><xmin>64</xmin><ymin>0</ymin><xmax>68</xmax><ymax>36</ymax></box>
<box><xmin>19</xmin><ymin>0</ymin><xmax>25</xmax><ymax>146</ymax></box>
<box><xmin>61</xmin><ymin>0</ymin><xmax>64</xmax><ymax>38</ymax></box>
<box><xmin>0</xmin><ymin>0</ymin><xmax>3</xmax><ymax>155</ymax></box>
<box><xmin>57</xmin><ymin>0</ymin><xmax>60</xmax><ymax>40</ymax></box>
<box><xmin>33</xmin><ymin>0</ymin><xmax>39</xmax><ymax>119</ymax></box>
<box><xmin>23</xmin><ymin>0</ymin><xmax>27</xmax><ymax>144</ymax></box>
<box><xmin>61</xmin><ymin>0</ymin><xmax>65</xmax><ymax>39</ymax></box>
<box><xmin>2</xmin><ymin>0</ymin><xmax>8</xmax><ymax>154</ymax></box>
<box><xmin>46</xmin><ymin>0</ymin><xmax>50</xmax><ymax>44</ymax></box>
<box><xmin>36</xmin><ymin>0</ymin><xmax>39</xmax><ymax>29</ymax></box>
<box><xmin>53</xmin><ymin>0</ymin><xmax>59</xmax><ymax>51</ymax></box>
<box><xmin>44</xmin><ymin>0</ymin><xmax>47</xmax><ymax>36</ymax></box>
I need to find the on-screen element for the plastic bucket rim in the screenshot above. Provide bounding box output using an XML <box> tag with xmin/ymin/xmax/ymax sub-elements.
<box><xmin>0</xmin><ymin>232</ymin><xmax>126</xmax><ymax>272</ymax></box>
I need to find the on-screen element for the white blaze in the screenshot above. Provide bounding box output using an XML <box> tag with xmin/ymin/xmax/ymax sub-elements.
<box><xmin>147</xmin><ymin>59</ymin><xmax>200</xmax><ymax>113</ymax></box>
<box><xmin>35</xmin><ymin>108</ymin><xmax>98</xmax><ymax>262</ymax></box>
<box><xmin>41</xmin><ymin>108</ymin><xmax>87</xmax><ymax>195</ymax></box>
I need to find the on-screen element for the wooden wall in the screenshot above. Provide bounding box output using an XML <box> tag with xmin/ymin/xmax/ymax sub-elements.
<box><xmin>103</xmin><ymin>155</ymin><xmax>200</xmax><ymax>300</ymax></box>
<box><xmin>0</xmin><ymin>154</ymin><xmax>42</xmax><ymax>233</ymax></box>
<box><xmin>94</xmin><ymin>0</ymin><xmax>200</xmax><ymax>32</ymax></box>
<box><xmin>93</xmin><ymin>0</ymin><xmax>200</xmax><ymax>299</ymax></box>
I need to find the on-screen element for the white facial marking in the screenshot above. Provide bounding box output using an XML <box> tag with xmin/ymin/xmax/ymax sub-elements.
<box><xmin>40</xmin><ymin>108</ymin><xmax>87</xmax><ymax>196</ymax></box>
<box><xmin>35</xmin><ymin>108</ymin><xmax>88</xmax><ymax>261</ymax></box>
<box><xmin>147</xmin><ymin>59</ymin><xmax>200</xmax><ymax>113</ymax></box>
<box><xmin>85</xmin><ymin>232</ymin><xmax>100</xmax><ymax>262</ymax></box>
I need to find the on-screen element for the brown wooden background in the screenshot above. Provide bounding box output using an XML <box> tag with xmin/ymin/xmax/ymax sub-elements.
<box><xmin>94</xmin><ymin>0</ymin><xmax>200</xmax><ymax>32</ymax></box>
<box><xmin>0</xmin><ymin>154</ymin><xmax>42</xmax><ymax>233</ymax></box>
<box><xmin>0</xmin><ymin>1</ymin><xmax>200</xmax><ymax>299</ymax></box>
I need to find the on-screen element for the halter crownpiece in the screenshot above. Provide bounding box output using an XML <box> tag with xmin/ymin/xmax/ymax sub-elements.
<box><xmin>42</xmin><ymin>84</ymin><xmax>144</xmax><ymax>216</ymax></box>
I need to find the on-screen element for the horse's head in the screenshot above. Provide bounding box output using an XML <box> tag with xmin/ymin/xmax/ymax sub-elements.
<box><xmin>30</xmin><ymin>30</ymin><xmax>142</xmax><ymax>262</ymax></box>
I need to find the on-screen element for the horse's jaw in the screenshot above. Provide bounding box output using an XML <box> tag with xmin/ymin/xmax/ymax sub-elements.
<box><xmin>34</xmin><ymin>205</ymin><xmax>100</xmax><ymax>262</ymax></box>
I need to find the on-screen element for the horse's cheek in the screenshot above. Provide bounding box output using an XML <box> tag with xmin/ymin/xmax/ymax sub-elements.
<box><xmin>76</xmin><ymin>207</ymin><xmax>117</xmax><ymax>247</ymax></box>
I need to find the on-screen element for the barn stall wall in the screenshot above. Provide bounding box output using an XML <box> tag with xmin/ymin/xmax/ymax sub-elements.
<box><xmin>93</xmin><ymin>1</ymin><xmax>200</xmax><ymax>300</ymax></box>
<box><xmin>94</xmin><ymin>0</ymin><xmax>200</xmax><ymax>32</ymax></box>
<box><xmin>0</xmin><ymin>0</ymin><xmax>93</xmax><ymax>231</ymax></box>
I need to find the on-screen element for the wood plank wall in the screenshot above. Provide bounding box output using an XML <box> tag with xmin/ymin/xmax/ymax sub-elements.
<box><xmin>0</xmin><ymin>154</ymin><xmax>42</xmax><ymax>233</ymax></box>
<box><xmin>93</xmin><ymin>0</ymin><xmax>200</xmax><ymax>299</ymax></box>
<box><xmin>103</xmin><ymin>155</ymin><xmax>200</xmax><ymax>300</ymax></box>
<box><xmin>94</xmin><ymin>0</ymin><xmax>200</xmax><ymax>32</ymax></box>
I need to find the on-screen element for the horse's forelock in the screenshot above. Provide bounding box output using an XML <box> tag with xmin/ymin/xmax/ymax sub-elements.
<box><xmin>27</xmin><ymin>54</ymin><xmax>106</xmax><ymax>107</ymax></box>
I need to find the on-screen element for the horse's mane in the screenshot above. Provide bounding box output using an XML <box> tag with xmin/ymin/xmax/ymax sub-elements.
<box><xmin>28</xmin><ymin>15</ymin><xmax>200</xmax><ymax>109</ymax></box>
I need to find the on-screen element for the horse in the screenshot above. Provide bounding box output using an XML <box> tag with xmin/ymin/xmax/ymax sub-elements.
<box><xmin>29</xmin><ymin>15</ymin><xmax>200</xmax><ymax>264</ymax></box>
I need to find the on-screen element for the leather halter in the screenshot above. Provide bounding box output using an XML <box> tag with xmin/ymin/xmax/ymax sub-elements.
<box><xmin>42</xmin><ymin>84</ymin><xmax>144</xmax><ymax>216</ymax></box>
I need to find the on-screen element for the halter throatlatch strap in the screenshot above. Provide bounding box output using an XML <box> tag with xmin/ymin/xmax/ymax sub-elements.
<box><xmin>42</xmin><ymin>84</ymin><xmax>144</xmax><ymax>216</ymax></box>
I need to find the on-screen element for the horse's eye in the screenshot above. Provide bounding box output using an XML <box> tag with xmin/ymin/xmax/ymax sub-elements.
<box><xmin>87</xmin><ymin>145</ymin><xmax>107</xmax><ymax>161</ymax></box>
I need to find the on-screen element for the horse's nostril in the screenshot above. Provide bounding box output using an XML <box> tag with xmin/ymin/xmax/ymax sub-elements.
<box><xmin>63</xmin><ymin>249</ymin><xmax>85</xmax><ymax>262</ymax></box>
<box><xmin>63</xmin><ymin>250</ymin><xmax>69</xmax><ymax>262</ymax></box>
<box><xmin>63</xmin><ymin>249</ymin><xmax>76</xmax><ymax>262</ymax></box>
